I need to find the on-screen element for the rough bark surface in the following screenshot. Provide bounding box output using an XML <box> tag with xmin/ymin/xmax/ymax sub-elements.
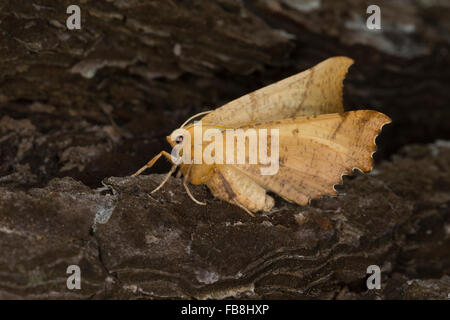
<box><xmin>0</xmin><ymin>0</ymin><xmax>449</xmax><ymax>299</ymax></box>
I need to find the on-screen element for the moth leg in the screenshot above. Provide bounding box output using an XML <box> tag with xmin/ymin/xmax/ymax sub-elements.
<box><xmin>132</xmin><ymin>151</ymin><xmax>172</xmax><ymax>177</ymax></box>
<box><xmin>232</xmin><ymin>200</ymin><xmax>255</xmax><ymax>217</ymax></box>
<box><xmin>175</xmin><ymin>167</ymin><xmax>183</xmax><ymax>179</ymax></box>
<box><xmin>206</xmin><ymin>166</ymin><xmax>275</xmax><ymax>215</ymax></box>
<box><xmin>150</xmin><ymin>163</ymin><xmax>178</xmax><ymax>194</ymax></box>
<box><xmin>183</xmin><ymin>165</ymin><xmax>206</xmax><ymax>206</ymax></box>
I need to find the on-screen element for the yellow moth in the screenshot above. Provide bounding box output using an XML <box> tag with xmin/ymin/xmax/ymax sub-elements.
<box><xmin>132</xmin><ymin>56</ymin><xmax>391</xmax><ymax>216</ymax></box>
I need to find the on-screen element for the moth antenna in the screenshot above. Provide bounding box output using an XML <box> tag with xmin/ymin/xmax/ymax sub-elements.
<box><xmin>183</xmin><ymin>165</ymin><xmax>206</xmax><ymax>206</ymax></box>
<box><xmin>150</xmin><ymin>164</ymin><xmax>178</xmax><ymax>194</ymax></box>
<box><xmin>180</xmin><ymin>110</ymin><xmax>213</xmax><ymax>128</ymax></box>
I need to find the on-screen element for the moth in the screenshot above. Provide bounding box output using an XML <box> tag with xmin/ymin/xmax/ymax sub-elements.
<box><xmin>132</xmin><ymin>56</ymin><xmax>391</xmax><ymax>216</ymax></box>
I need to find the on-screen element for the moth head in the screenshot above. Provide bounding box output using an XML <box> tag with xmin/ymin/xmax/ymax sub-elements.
<box><xmin>166</xmin><ymin>110</ymin><xmax>213</xmax><ymax>149</ymax></box>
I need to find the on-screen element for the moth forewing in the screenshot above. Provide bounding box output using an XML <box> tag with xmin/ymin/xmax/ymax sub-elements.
<box><xmin>259</xmin><ymin>128</ymin><xmax>280</xmax><ymax>176</ymax></box>
<box><xmin>201</xmin><ymin>56</ymin><xmax>354</xmax><ymax>127</ymax></box>
<box><xmin>229</xmin><ymin>110</ymin><xmax>391</xmax><ymax>206</ymax></box>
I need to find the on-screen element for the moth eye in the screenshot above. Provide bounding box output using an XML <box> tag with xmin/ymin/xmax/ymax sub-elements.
<box><xmin>175</xmin><ymin>135</ymin><xmax>184</xmax><ymax>144</ymax></box>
